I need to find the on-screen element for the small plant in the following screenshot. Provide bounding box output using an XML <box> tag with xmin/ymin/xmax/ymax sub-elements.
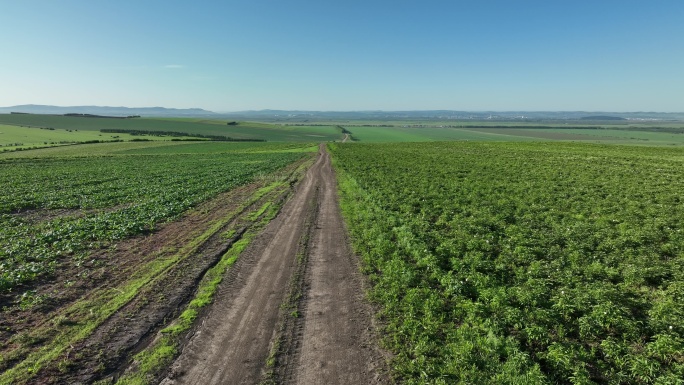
<box><xmin>17</xmin><ymin>290</ymin><xmax>49</xmax><ymax>311</ymax></box>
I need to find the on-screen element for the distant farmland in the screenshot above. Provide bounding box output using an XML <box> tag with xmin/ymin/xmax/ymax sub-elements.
<box><xmin>0</xmin><ymin>114</ymin><xmax>344</xmax><ymax>144</ymax></box>
<box><xmin>2</xmin><ymin>113</ymin><xmax>684</xmax><ymax>147</ymax></box>
<box><xmin>341</xmin><ymin>124</ymin><xmax>684</xmax><ymax>145</ymax></box>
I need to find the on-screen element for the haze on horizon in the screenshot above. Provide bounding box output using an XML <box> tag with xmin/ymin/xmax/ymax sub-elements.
<box><xmin>1</xmin><ymin>1</ymin><xmax>683</xmax><ymax>113</ymax></box>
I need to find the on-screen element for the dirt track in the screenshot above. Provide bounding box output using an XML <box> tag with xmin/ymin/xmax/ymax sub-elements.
<box><xmin>290</xmin><ymin>145</ymin><xmax>387</xmax><ymax>384</ymax></box>
<box><xmin>161</xmin><ymin>144</ymin><xmax>387</xmax><ymax>385</ymax></box>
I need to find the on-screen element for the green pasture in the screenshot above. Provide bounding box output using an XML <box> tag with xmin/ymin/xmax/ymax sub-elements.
<box><xmin>0</xmin><ymin>114</ymin><xmax>344</xmax><ymax>142</ymax></box>
<box><xmin>223</xmin><ymin>124</ymin><xmax>341</xmax><ymax>142</ymax></box>
<box><xmin>0</xmin><ymin>124</ymin><xmax>188</xmax><ymax>150</ymax></box>
<box><xmin>3</xmin><ymin>113</ymin><xmax>683</xmax><ymax>148</ymax></box>
<box><xmin>0</xmin><ymin>141</ymin><xmax>189</xmax><ymax>158</ymax></box>
<box><xmin>343</xmin><ymin>125</ymin><xmax>684</xmax><ymax>145</ymax></box>
<box><xmin>534</xmin><ymin>128</ymin><xmax>684</xmax><ymax>144</ymax></box>
<box><xmin>346</xmin><ymin>126</ymin><xmax>538</xmax><ymax>142</ymax></box>
<box><xmin>118</xmin><ymin>141</ymin><xmax>318</xmax><ymax>155</ymax></box>
<box><xmin>0</xmin><ymin>140</ymin><xmax>319</xmax><ymax>159</ymax></box>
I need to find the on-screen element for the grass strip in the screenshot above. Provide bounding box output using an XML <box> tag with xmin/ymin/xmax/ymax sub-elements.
<box><xmin>115</xmin><ymin>196</ymin><xmax>285</xmax><ymax>385</ymax></box>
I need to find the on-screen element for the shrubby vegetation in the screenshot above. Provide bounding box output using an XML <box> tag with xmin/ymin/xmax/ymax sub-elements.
<box><xmin>99</xmin><ymin>128</ymin><xmax>264</xmax><ymax>141</ymax></box>
<box><xmin>331</xmin><ymin>142</ymin><xmax>684</xmax><ymax>384</ymax></box>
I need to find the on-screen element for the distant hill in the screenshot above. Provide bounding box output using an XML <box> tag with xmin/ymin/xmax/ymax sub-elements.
<box><xmin>2</xmin><ymin>106</ymin><xmax>682</xmax><ymax>121</ymax></box>
<box><xmin>580</xmin><ymin>115</ymin><xmax>626</xmax><ymax>121</ymax></box>
<box><xmin>217</xmin><ymin>110</ymin><xmax>684</xmax><ymax>122</ymax></box>
<box><xmin>0</xmin><ymin>105</ymin><xmax>216</xmax><ymax>117</ymax></box>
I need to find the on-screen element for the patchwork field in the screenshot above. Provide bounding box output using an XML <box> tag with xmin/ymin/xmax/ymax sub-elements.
<box><xmin>0</xmin><ymin>114</ymin><xmax>344</xmax><ymax>146</ymax></box>
<box><xmin>0</xmin><ymin>124</ymin><xmax>194</xmax><ymax>150</ymax></box>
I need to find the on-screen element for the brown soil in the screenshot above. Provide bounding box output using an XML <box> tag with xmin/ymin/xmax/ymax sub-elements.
<box><xmin>159</xmin><ymin>144</ymin><xmax>389</xmax><ymax>385</ymax></box>
<box><xmin>289</xmin><ymin>145</ymin><xmax>388</xmax><ymax>384</ymax></box>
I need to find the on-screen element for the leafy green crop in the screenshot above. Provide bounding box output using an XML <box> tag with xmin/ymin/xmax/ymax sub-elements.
<box><xmin>0</xmin><ymin>146</ymin><xmax>307</xmax><ymax>293</ymax></box>
<box><xmin>331</xmin><ymin>142</ymin><xmax>684</xmax><ymax>384</ymax></box>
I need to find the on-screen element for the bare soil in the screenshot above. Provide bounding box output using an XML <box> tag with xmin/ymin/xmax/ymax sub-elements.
<box><xmin>289</xmin><ymin>145</ymin><xmax>388</xmax><ymax>384</ymax></box>
<box><xmin>160</xmin><ymin>145</ymin><xmax>389</xmax><ymax>385</ymax></box>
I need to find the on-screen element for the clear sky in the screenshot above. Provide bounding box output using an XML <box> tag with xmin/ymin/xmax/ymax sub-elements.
<box><xmin>1</xmin><ymin>1</ymin><xmax>682</xmax><ymax>112</ymax></box>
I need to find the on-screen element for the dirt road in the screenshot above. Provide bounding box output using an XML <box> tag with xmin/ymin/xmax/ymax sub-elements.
<box><xmin>290</xmin><ymin>145</ymin><xmax>387</xmax><ymax>384</ymax></box>
<box><xmin>161</xmin><ymin>145</ymin><xmax>387</xmax><ymax>385</ymax></box>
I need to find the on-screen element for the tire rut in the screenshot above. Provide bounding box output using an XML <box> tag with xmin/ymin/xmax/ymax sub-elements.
<box><xmin>160</xmin><ymin>144</ymin><xmax>389</xmax><ymax>385</ymax></box>
<box><xmin>282</xmin><ymin>146</ymin><xmax>390</xmax><ymax>385</ymax></box>
<box><xmin>160</xmin><ymin>146</ymin><xmax>324</xmax><ymax>385</ymax></box>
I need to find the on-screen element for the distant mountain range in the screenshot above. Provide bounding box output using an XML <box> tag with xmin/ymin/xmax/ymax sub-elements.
<box><xmin>219</xmin><ymin>110</ymin><xmax>684</xmax><ymax>121</ymax></box>
<box><xmin>0</xmin><ymin>105</ymin><xmax>216</xmax><ymax>117</ymax></box>
<box><xmin>1</xmin><ymin>105</ymin><xmax>682</xmax><ymax>121</ymax></box>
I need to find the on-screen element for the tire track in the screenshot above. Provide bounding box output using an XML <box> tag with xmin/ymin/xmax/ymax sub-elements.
<box><xmin>159</xmin><ymin>144</ymin><xmax>388</xmax><ymax>385</ymax></box>
<box><xmin>160</xmin><ymin>146</ymin><xmax>324</xmax><ymax>385</ymax></box>
<box><xmin>287</xmin><ymin>146</ymin><xmax>388</xmax><ymax>385</ymax></box>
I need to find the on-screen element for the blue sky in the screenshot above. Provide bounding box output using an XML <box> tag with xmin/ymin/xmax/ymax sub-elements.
<box><xmin>1</xmin><ymin>1</ymin><xmax>682</xmax><ymax>112</ymax></box>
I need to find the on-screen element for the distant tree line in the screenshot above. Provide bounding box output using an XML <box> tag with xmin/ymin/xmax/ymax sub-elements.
<box><xmin>64</xmin><ymin>113</ymin><xmax>141</xmax><ymax>119</ymax></box>
<box><xmin>99</xmin><ymin>129</ymin><xmax>265</xmax><ymax>141</ymax></box>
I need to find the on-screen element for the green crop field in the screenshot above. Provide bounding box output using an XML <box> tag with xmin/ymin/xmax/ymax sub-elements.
<box><xmin>0</xmin><ymin>124</ymin><xmax>192</xmax><ymax>151</ymax></box>
<box><xmin>4</xmin><ymin>114</ymin><xmax>683</xmax><ymax>145</ymax></box>
<box><xmin>116</xmin><ymin>141</ymin><xmax>319</xmax><ymax>155</ymax></box>
<box><xmin>3</xmin><ymin>114</ymin><xmax>684</xmax><ymax>384</ymax></box>
<box><xmin>342</xmin><ymin>125</ymin><xmax>684</xmax><ymax>145</ymax></box>
<box><xmin>0</xmin><ymin>114</ymin><xmax>344</xmax><ymax>142</ymax></box>
<box><xmin>0</xmin><ymin>138</ymin><xmax>321</xmax><ymax>385</ymax></box>
<box><xmin>345</xmin><ymin>126</ymin><xmax>538</xmax><ymax>142</ymax></box>
<box><xmin>531</xmin><ymin>128</ymin><xmax>684</xmax><ymax>145</ymax></box>
<box><xmin>0</xmin><ymin>142</ymin><xmax>312</xmax><ymax>293</ymax></box>
<box><xmin>331</xmin><ymin>142</ymin><xmax>684</xmax><ymax>384</ymax></box>
<box><xmin>0</xmin><ymin>141</ymin><xmax>191</xmax><ymax>158</ymax></box>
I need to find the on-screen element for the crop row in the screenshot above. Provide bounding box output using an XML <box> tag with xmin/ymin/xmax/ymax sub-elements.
<box><xmin>0</xmin><ymin>148</ymin><xmax>306</xmax><ymax>293</ymax></box>
<box><xmin>331</xmin><ymin>142</ymin><xmax>684</xmax><ymax>384</ymax></box>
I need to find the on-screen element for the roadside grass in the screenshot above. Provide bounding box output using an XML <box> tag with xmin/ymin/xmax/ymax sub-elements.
<box><xmin>248</xmin><ymin>202</ymin><xmax>272</xmax><ymax>221</ymax></box>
